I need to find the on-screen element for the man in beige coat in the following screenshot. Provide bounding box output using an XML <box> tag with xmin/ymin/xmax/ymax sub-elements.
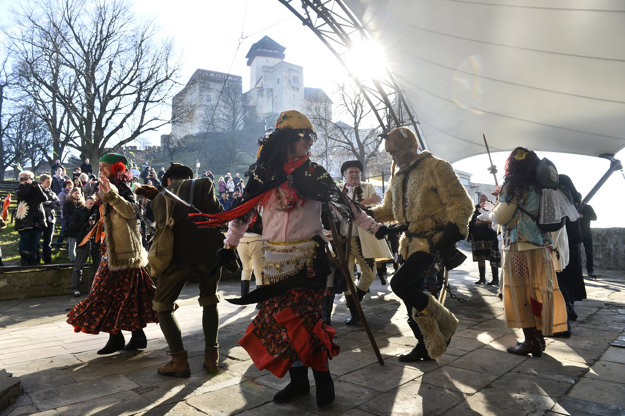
<box><xmin>372</xmin><ymin>127</ymin><xmax>473</xmax><ymax>362</ymax></box>
<box><xmin>337</xmin><ymin>160</ymin><xmax>392</xmax><ymax>325</ymax></box>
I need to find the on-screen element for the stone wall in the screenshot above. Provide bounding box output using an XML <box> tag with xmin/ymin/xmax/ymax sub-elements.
<box><xmin>0</xmin><ymin>265</ymin><xmax>95</xmax><ymax>301</ymax></box>
<box><xmin>588</xmin><ymin>228</ymin><xmax>625</xmax><ymax>271</ymax></box>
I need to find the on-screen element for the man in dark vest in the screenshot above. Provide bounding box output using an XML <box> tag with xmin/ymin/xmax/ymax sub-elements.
<box><xmin>151</xmin><ymin>163</ymin><xmax>228</xmax><ymax>377</ymax></box>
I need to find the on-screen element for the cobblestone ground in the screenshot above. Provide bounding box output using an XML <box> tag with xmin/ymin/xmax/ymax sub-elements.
<box><xmin>1</xmin><ymin>247</ymin><xmax>624</xmax><ymax>415</ymax></box>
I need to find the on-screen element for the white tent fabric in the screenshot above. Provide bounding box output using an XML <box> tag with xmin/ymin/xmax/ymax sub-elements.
<box><xmin>344</xmin><ymin>0</ymin><xmax>625</xmax><ymax>163</ymax></box>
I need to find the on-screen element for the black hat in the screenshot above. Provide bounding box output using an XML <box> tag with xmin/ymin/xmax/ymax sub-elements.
<box><xmin>341</xmin><ymin>160</ymin><xmax>363</xmax><ymax>176</ymax></box>
<box><xmin>162</xmin><ymin>163</ymin><xmax>193</xmax><ymax>184</ymax></box>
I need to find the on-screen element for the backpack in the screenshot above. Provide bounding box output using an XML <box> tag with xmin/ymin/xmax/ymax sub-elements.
<box><xmin>518</xmin><ymin>158</ymin><xmax>578</xmax><ymax>232</ymax></box>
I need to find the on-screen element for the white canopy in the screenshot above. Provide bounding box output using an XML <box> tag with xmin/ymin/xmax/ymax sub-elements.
<box><xmin>344</xmin><ymin>0</ymin><xmax>625</xmax><ymax>163</ymax></box>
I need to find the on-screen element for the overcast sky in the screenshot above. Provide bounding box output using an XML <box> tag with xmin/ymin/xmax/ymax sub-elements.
<box><xmin>2</xmin><ymin>0</ymin><xmax>623</xmax><ymax>227</ymax></box>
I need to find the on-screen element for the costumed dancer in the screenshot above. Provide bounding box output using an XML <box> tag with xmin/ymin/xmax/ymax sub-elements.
<box><xmin>469</xmin><ymin>194</ymin><xmax>500</xmax><ymax>285</ymax></box>
<box><xmin>371</xmin><ymin>127</ymin><xmax>473</xmax><ymax>362</ymax></box>
<box><xmin>67</xmin><ymin>153</ymin><xmax>158</xmax><ymax>354</ymax></box>
<box><xmin>337</xmin><ymin>160</ymin><xmax>392</xmax><ymax>325</ymax></box>
<box><xmin>486</xmin><ymin>147</ymin><xmax>568</xmax><ymax>356</ymax></box>
<box><xmin>191</xmin><ymin>110</ymin><xmax>384</xmax><ymax>407</ymax></box>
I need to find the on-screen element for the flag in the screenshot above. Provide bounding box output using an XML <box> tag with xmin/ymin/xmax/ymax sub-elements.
<box><xmin>2</xmin><ymin>193</ymin><xmax>11</xmax><ymax>220</ymax></box>
<box><xmin>16</xmin><ymin>163</ymin><xmax>23</xmax><ymax>172</ymax></box>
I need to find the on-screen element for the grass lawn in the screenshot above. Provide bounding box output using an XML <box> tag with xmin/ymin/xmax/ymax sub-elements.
<box><xmin>0</xmin><ymin>221</ymin><xmax>71</xmax><ymax>265</ymax></box>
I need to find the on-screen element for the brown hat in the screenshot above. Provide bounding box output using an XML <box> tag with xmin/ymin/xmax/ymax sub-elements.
<box><xmin>275</xmin><ymin>110</ymin><xmax>314</xmax><ymax>131</ymax></box>
<box><xmin>341</xmin><ymin>160</ymin><xmax>363</xmax><ymax>175</ymax></box>
<box><xmin>384</xmin><ymin>127</ymin><xmax>417</xmax><ymax>153</ymax></box>
<box><xmin>162</xmin><ymin>163</ymin><xmax>193</xmax><ymax>184</ymax></box>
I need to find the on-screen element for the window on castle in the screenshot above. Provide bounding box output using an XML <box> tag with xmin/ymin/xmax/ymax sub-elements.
<box><xmin>291</xmin><ymin>76</ymin><xmax>299</xmax><ymax>84</ymax></box>
<box><xmin>206</xmin><ymin>95</ymin><xmax>211</xmax><ymax>102</ymax></box>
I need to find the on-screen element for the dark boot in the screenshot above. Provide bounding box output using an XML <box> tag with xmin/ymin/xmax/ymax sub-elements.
<box><xmin>20</xmin><ymin>251</ymin><xmax>30</xmax><ymax>266</ymax></box>
<box><xmin>273</xmin><ymin>366</ymin><xmax>310</xmax><ymax>403</ymax></box>
<box><xmin>312</xmin><ymin>369</ymin><xmax>335</xmax><ymax>407</ymax></box>
<box><xmin>507</xmin><ymin>328</ymin><xmax>542</xmax><ymax>357</ymax></box>
<box><xmin>322</xmin><ymin>295</ymin><xmax>334</xmax><ymax>326</ymax></box>
<box><xmin>475</xmin><ymin>265</ymin><xmax>486</xmax><ymax>284</ymax></box>
<box><xmin>241</xmin><ymin>280</ymin><xmax>250</xmax><ymax>297</ymax></box>
<box><xmin>377</xmin><ymin>263</ymin><xmax>387</xmax><ymax>285</ymax></box>
<box><xmin>125</xmin><ymin>329</ymin><xmax>147</xmax><ymax>351</ymax></box>
<box><xmin>487</xmin><ymin>267</ymin><xmax>499</xmax><ymax>285</ymax></box>
<box><xmin>345</xmin><ymin>290</ymin><xmax>365</xmax><ymax>326</ymax></box>
<box><xmin>399</xmin><ymin>320</ymin><xmax>432</xmax><ymax>362</ymax></box>
<box><xmin>29</xmin><ymin>251</ymin><xmax>40</xmax><ymax>265</ymax></box>
<box><xmin>566</xmin><ymin>303</ymin><xmax>578</xmax><ymax>321</ymax></box>
<box><xmin>158</xmin><ymin>350</ymin><xmax>191</xmax><ymax>378</ymax></box>
<box><xmin>97</xmin><ymin>332</ymin><xmax>125</xmax><ymax>355</ymax></box>
<box><xmin>204</xmin><ymin>346</ymin><xmax>219</xmax><ymax>373</ymax></box>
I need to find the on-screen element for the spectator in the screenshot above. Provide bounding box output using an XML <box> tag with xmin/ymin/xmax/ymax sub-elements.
<box><xmin>218</xmin><ymin>192</ymin><xmax>232</xmax><ymax>211</ymax></box>
<box><xmin>71</xmin><ymin>196</ymin><xmax>100</xmax><ymax>296</ymax></box>
<box><xmin>206</xmin><ymin>170</ymin><xmax>214</xmax><ymax>182</ymax></box>
<box><xmin>83</xmin><ymin>175</ymin><xmax>99</xmax><ymax>197</ymax></box>
<box><xmin>469</xmin><ymin>194</ymin><xmax>500</xmax><ymax>285</ymax></box>
<box><xmin>52</xmin><ymin>168</ymin><xmax>64</xmax><ymax>194</ymax></box>
<box><xmin>140</xmin><ymin>165</ymin><xmax>151</xmax><ymax>183</ymax></box>
<box><xmin>224</xmin><ymin>172</ymin><xmax>232</xmax><ymax>183</ymax></box>
<box><xmin>579</xmin><ymin>204</ymin><xmax>597</xmax><ymax>278</ymax></box>
<box><xmin>72</xmin><ymin>167</ymin><xmax>82</xmax><ymax>181</ymax></box>
<box><xmin>146</xmin><ymin>173</ymin><xmax>161</xmax><ymax>187</ymax></box>
<box><xmin>80</xmin><ymin>158</ymin><xmax>93</xmax><ymax>175</ymax></box>
<box><xmin>233</xmin><ymin>172</ymin><xmax>242</xmax><ymax>188</ymax></box>
<box><xmin>217</xmin><ymin>177</ymin><xmax>226</xmax><ymax>195</ymax></box>
<box><xmin>232</xmin><ymin>190</ymin><xmax>242</xmax><ymax>206</ymax></box>
<box><xmin>157</xmin><ymin>167</ymin><xmax>166</xmax><ymax>180</ymax></box>
<box><xmin>15</xmin><ymin>171</ymin><xmax>47</xmax><ymax>265</ymax></box>
<box><xmin>40</xmin><ymin>174</ymin><xmax>61</xmax><ymax>264</ymax></box>
<box><xmin>0</xmin><ymin>216</ymin><xmax>7</xmax><ymax>266</ymax></box>
<box><xmin>130</xmin><ymin>164</ymin><xmax>141</xmax><ymax>178</ymax></box>
<box><xmin>226</xmin><ymin>177</ymin><xmax>235</xmax><ymax>197</ymax></box>
<box><xmin>55</xmin><ymin>179</ymin><xmax>74</xmax><ymax>250</ymax></box>
<box><xmin>51</xmin><ymin>159</ymin><xmax>63</xmax><ymax>174</ymax></box>
<box><xmin>64</xmin><ymin>187</ymin><xmax>85</xmax><ymax>261</ymax></box>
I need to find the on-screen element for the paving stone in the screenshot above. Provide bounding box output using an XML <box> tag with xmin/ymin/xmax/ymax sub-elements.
<box><xmin>514</xmin><ymin>355</ymin><xmax>588</xmax><ymax>384</ymax></box>
<box><xmin>136</xmin><ymin>401</ymin><xmax>211</xmax><ymax>415</ymax></box>
<box><xmin>586</xmin><ymin>360</ymin><xmax>625</xmax><ymax>384</ymax></box>
<box><xmin>360</xmin><ymin>378</ymin><xmax>464</xmax><ymax>416</ymax></box>
<box><xmin>237</xmin><ymin>401</ymin><xmax>319</xmax><ymax>416</ymax></box>
<box><xmin>444</xmin><ymin>387</ymin><xmax>556</xmax><ymax>415</ymax></box>
<box><xmin>601</xmin><ymin>346</ymin><xmax>625</xmax><ymax>364</ymax></box>
<box><xmin>29</xmin><ymin>373</ymin><xmax>139</xmax><ymax>411</ymax></box>
<box><xmin>447</xmin><ymin>347</ymin><xmax>526</xmax><ymax>376</ymax></box>
<box><xmin>287</xmin><ymin>379</ymin><xmax>379</xmax><ymax>416</ymax></box>
<box><xmin>338</xmin><ymin>361</ymin><xmax>422</xmax><ymax>392</ymax></box>
<box><xmin>567</xmin><ymin>378</ymin><xmax>625</xmax><ymax>408</ymax></box>
<box><xmin>0</xmin><ymin>404</ymin><xmax>40</xmax><ymax>416</ymax></box>
<box><xmin>420</xmin><ymin>366</ymin><xmax>497</xmax><ymax>394</ymax></box>
<box><xmin>551</xmin><ymin>395</ymin><xmax>625</xmax><ymax>416</ymax></box>
<box><xmin>47</xmin><ymin>390</ymin><xmax>151</xmax><ymax>416</ymax></box>
<box><xmin>65</xmin><ymin>349</ymin><xmax>167</xmax><ymax>382</ymax></box>
<box><xmin>185</xmin><ymin>379</ymin><xmax>273</xmax><ymax>414</ymax></box>
<box><xmin>492</xmin><ymin>372</ymin><xmax>574</xmax><ymax>399</ymax></box>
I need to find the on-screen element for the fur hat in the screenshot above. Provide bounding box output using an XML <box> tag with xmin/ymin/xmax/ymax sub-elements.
<box><xmin>341</xmin><ymin>160</ymin><xmax>363</xmax><ymax>175</ymax></box>
<box><xmin>384</xmin><ymin>127</ymin><xmax>417</xmax><ymax>153</ymax></box>
<box><xmin>162</xmin><ymin>163</ymin><xmax>193</xmax><ymax>184</ymax></box>
<box><xmin>275</xmin><ymin>110</ymin><xmax>314</xmax><ymax>131</ymax></box>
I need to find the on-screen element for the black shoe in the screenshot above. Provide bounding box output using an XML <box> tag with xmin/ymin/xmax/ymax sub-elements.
<box><xmin>486</xmin><ymin>279</ymin><xmax>499</xmax><ymax>286</ymax></box>
<box><xmin>97</xmin><ymin>333</ymin><xmax>125</xmax><ymax>355</ymax></box>
<box><xmin>125</xmin><ymin>329</ymin><xmax>147</xmax><ymax>351</ymax></box>
<box><xmin>241</xmin><ymin>280</ymin><xmax>250</xmax><ymax>297</ymax></box>
<box><xmin>378</xmin><ymin>274</ymin><xmax>387</xmax><ymax>286</ymax></box>
<box><xmin>551</xmin><ymin>330</ymin><xmax>571</xmax><ymax>338</ymax></box>
<box><xmin>567</xmin><ymin>304</ymin><xmax>578</xmax><ymax>322</ymax></box>
<box><xmin>587</xmin><ymin>272</ymin><xmax>597</xmax><ymax>279</ymax></box>
<box><xmin>398</xmin><ymin>344</ymin><xmax>432</xmax><ymax>362</ymax></box>
<box><xmin>345</xmin><ymin>295</ymin><xmax>360</xmax><ymax>326</ymax></box>
<box><xmin>322</xmin><ymin>295</ymin><xmax>334</xmax><ymax>326</ymax></box>
<box><xmin>273</xmin><ymin>366</ymin><xmax>310</xmax><ymax>403</ymax></box>
<box><xmin>475</xmin><ymin>279</ymin><xmax>486</xmax><ymax>284</ymax></box>
<box><xmin>312</xmin><ymin>369</ymin><xmax>335</xmax><ymax>407</ymax></box>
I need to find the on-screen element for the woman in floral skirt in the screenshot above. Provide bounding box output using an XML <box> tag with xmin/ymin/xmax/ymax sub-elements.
<box><xmin>67</xmin><ymin>153</ymin><xmax>157</xmax><ymax>354</ymax></box>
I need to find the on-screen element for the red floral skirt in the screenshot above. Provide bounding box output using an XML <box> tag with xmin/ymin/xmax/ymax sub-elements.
<box><xmin>239</xmin><ymin>287</ymin><xmax>340</xmax><ymax>378</ymax></box>
<box><xmin>67</xmin><ymin>244</ymin><xmax>158</xmax><ymax>334</ymax></box>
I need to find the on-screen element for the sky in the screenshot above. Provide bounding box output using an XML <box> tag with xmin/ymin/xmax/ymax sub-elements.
<box><xmin>1</xmin><ymin>0</ymin><xmax>624</xmax><ymax>227</ymax></box>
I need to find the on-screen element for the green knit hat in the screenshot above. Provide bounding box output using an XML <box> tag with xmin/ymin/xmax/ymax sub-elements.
<box><xmin>98</xmin><ymin>153</ymin><xmax>129</xmax><ymax>168</ymax></box>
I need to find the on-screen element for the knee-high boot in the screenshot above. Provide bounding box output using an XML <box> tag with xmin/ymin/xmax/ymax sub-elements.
<box><xmin>273</xmin><ymin>366</ymin><xmax>310</xmax><ymax>403</ymax></box>
<box><xmin>322</xmin><ymin>294</ymin><xmax>334</xmax><ymax>326</ymax></box>
<box><xmin>487</xmin><ymin>267</ymin><xmax>499</xmax><ymax>285</ymax></box>
<box><xmin>312</xmin><ymin>369</ymin><xmax>335</xmax><ymax>407</ymax></box>
<box><xmin>475</xmin><ymin>266</ymin><xmax>486</xmax><ymax>284</ymax></box>
<box><xmin>399</xmin><ymin>319</ymin><xmax>431</xmax><ymax>362</ymax></box>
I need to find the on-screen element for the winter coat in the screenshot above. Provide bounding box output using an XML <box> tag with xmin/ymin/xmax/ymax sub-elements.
<box><xmin>371</xmin><ymin>151</ymin><xmax>473</xmax><ymax>258</ymax></box>
<box><xmin>64</xmin><ymin>200</ymin><xmax>84</xmax><ymax>238</ymax></box>
<box><xmin>42</xmin><ymin>187</ymin><xmax>61</xmax><ymax>225</ymax></box>
<box><xmin>151</xmin><ymin>177</ymin><xmax>224</xmax><ymax>268</ymax></box>
<box><xmin>73</xmin><ymin>205</ymin><xmax>98</xmax><ymax>242</ymax></box>
<box><xmin>218</xmin><ymin>180</ymin><xmax>227</xmax><ymax>193</ymax></box>
<box><xmin>15</xmin><ymin>183</ymin><xmax>47</xmax><ymax>232</ymax></box>
<box><xmin>100</xmin><ymin>182</ymin><xmax>147</xmax><ymax>270</ymax></box>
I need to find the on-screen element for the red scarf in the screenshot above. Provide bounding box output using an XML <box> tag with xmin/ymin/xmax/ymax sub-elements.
<box><xmin>190</xmin><ymin>155</ymin><xmax>309</xmax><ymax>229</ymax></box>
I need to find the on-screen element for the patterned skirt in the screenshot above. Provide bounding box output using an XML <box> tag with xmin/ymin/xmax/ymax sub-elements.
<box><xmin>239</xmin><ymin>287</ymin><xmax>340</xmax><ymax>378</ymax></box>
<box><xmin>67</xmin><ymin>243</ymin><xmax>158</xmax><ymax>334</ymax></box>
<box><xmin>501</xmin><ymin>245</ymin><xmax>568</xmax><ymax>335</ymax></box>
<box><xmin>472</xmin><ymin>239</ymin><xmax>501</xmax><ymax>267</ymax></box>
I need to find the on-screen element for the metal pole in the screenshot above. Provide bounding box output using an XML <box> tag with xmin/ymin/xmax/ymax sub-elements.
<box><xmin>582</xmin><ymin>154</ymin><xmax>623</xmax><ymax>205</ymax></box>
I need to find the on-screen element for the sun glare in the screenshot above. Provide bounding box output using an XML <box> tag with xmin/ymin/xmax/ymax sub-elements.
<box><xmin>343</xmin><ymin>39</ymin><xmax>388</xmax><ymax>81</ymax></box>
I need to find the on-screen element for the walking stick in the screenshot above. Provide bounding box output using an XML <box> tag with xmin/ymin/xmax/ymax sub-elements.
<box><xmin>328</xmin><ymin>219</ymin><xmax>384</xmax><ymax>366</ymax></box>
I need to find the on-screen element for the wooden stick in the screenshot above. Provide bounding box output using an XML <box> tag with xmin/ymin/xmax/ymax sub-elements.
<box><xmin>329</xmin><ymin>219</ymin><xmax>384</xmax><ymax>366</ymax></box>
<box><xmin>438</xmin><ymin>268</ymin><xmax>450</xmax><ymax>304</ymax></box>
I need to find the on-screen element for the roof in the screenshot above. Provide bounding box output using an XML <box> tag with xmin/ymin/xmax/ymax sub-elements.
<box><xmin>246</xmin><ymin>36</ymin><xmax>286</xmax><ymax>65</ymax></box>
<box><xmin>343</xmin><ymin>0</ymin><xmax>625</xmax><ymax>162</ymax></box>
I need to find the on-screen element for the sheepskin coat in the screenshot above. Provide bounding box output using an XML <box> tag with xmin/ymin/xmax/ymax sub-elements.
<box><xmin>371</xmin><ymin>151</ymin><xmax>473</xmax><ymax>259</ymax></box>
<box><xmin>99</xmin><ymin>182</ymin><xmax>148</xmax><ymax>271</ymax></box>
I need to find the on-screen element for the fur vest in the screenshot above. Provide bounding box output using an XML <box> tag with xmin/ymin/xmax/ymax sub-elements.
<box><xmin>371</xmin><ymin>151</ymin><xmax>473</xmax><ymax>257</ymax></box>
<box><xmin>100</xmin><ymin>183</ymin><xmax>148</xmax><ymax>271</ymax></box>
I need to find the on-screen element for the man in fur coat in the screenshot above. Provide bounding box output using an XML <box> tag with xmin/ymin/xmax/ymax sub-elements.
<box><xmin>372</xmin><ymin>127</ymin><xmax>473</xmax><ymax>361</ymax></box>
<box><xmin>337</xmin><ymin>160</ymin><xmax>392</xmax><ymax>325</ymax></box>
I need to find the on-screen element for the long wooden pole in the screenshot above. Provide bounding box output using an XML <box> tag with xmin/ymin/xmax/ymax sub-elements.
<box><xmin>329</xmin><ymin>219</ymin><xmax>384</xmax><ymax>366</ymax></box>
<box><xmin>483</xmin><ymin>134</ymin><xmax>499</xmax><ymax>187</ymax></box>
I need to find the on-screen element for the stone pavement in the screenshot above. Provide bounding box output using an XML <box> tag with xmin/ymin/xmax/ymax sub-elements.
<box><xmin>1</xmin><ymin>255</ymin><xmax>624</xmax><ymax>416</ymax></box>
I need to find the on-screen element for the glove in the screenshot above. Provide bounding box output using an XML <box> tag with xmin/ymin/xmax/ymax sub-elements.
<box><xmin>209</xmin><ymin>248</ymin><xmax>240</xmax><ymax>276</ymax></box>
<box><xmin>435</xmin><ymin>222</ymin><xmax>466</xmax><ymax>270</ymax></box>
<box><xmin>375</xmin><ymin>224</ymin><xmax>407</xmax><ymax>239</ymax></box>
<box><xmin>375</xmin><ymin>225</ymin><xmax>390</xmax><ymax>239</ymax></box>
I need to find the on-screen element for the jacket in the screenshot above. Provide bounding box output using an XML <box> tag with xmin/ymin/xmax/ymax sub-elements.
<box><xmin>42</xmin><ymin>187</ymin><xmax>61</xmax><ymax>224</ymax></box>
<box><xmin>15</xmin><ymin>183</ymin><xmax>47</xmax><ymax>232</ymax></box>
<box><xmin>100</xmin><ymin>182</ymin><xmax>147</xmax><ymax>270</ymax></box>
<box><xmin>152</xmin><ymin>177</ymin><xmax>224</xmax><ymax>268</ymax></box>
<box><xmin>371</xmin><ymin>151</ymin><xmax>473</xmax><ymax>257</ymax></box>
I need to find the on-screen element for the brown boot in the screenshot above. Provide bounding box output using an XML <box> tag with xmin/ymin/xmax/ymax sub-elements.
<box><xmin>507</xmin><ymin>328</ymin><xmax>542</xmax><ymax>357</ymax></box>
<box><xmin>203</xmin><ymin>347</ymin><xmax>219</xmax><ymax>373</ymax></box>
<box><xmin>158</xmin><ymin>350</ymin><xmax>190</xmax><ymax>378</ymax></box>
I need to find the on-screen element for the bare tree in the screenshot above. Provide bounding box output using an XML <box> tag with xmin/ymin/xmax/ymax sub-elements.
<box><xmin>8</xmin><ymin>0</ymin><xmax>180</xmax><ymax>164</ymax></box>
<box><xmin>4</xmin><ymin>106</ymin><xmax>49</xmax><ymax>177</ymax></box>
<box><xmin>0</xmin><ymin>54</ymin><xmax>12</xmax><ymax>179</ymax></box>
<box><xmin>213</xmin><ymin>80</ymin><xmax>246</xmax><ymax>173</ymax></box>
<box><xmin>307</xmin><ymin>82</ymin><xmax>384</xmax><ymax>176</ymax></box>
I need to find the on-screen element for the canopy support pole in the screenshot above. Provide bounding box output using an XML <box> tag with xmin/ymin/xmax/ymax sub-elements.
<box><xmin>582</xmin><ymin>154</ymin><xmax>623</xmax><ymax>205</ymax></box>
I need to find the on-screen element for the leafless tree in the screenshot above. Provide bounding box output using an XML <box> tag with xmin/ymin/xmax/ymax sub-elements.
<box><xmin>4</xmin><ymin>106</ymin><xmax>49</xmax><ymax>177</ymax></box>
<box><xmin>307</xmin><ymin>82</ymin><xmax>384</xmax><ymax>176</ymax></box>
<box><xmin>7</xmin><ymin>0</ymin><xmax>180</xmax><ymax>164</ymax></box>
<box><xmin>213</xmin><ymin>80</ymin><xmax>247</xmax><ymax>173</ymax></box>
<box><xmin>0</xmin><ymin>54</ymin><xmax>12</xmax><ymax>179</ymax></box>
